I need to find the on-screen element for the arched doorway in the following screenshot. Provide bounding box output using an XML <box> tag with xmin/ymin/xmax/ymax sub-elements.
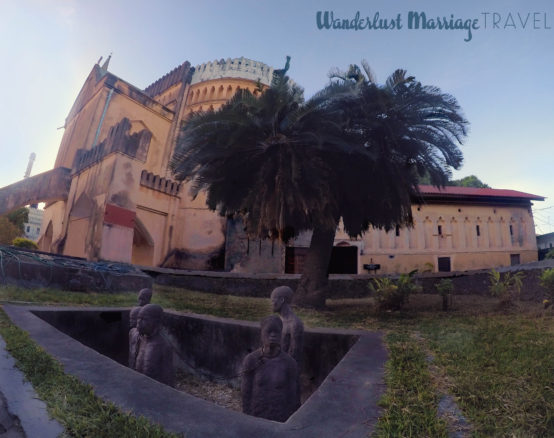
<box><xmin>132</xmin><ymin>217</ymin><xmax>154</xmax><ymax>266</ymax></box>
<box><xmin>328</xmin><ymin>241</ymin><xmax>358</xmax><ymax>274</ymax></box>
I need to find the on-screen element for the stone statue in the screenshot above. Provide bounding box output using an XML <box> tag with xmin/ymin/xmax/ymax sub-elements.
<box><xmin>270</xmin><ymin>286</ymin><xmax>304</xmax><ymax>367</ymax></box>
<box><xmin>128</xmin><ymin>306</ymin><xmax>141</xmax><ymax>369</ymax></box>
<box><xmin>135</xmin><ymin>304</ymin><xmax>174</xmax><ymax>386</ymax></box>
<box><xmin>137</xmin><ymin>288</ymin><xmax>152</xmax><ymax>306</ymax></box>
<box><xmin>241</xmin><ymin>315</ymin><xmax>300</xmax><ymax>422</ymax></box>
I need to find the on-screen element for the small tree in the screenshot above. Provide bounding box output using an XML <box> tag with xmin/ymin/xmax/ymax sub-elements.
<box><xmin>435</xmin><ymin>278</ymin><xmax>454</xmax><ymax>311</ymax></box>
<box><xmin>539</xmin><ymin>268</ymin><xmax>554</xmax><ymax>308</ymax></box>
<box><xmin>488</xmin><ymin>269</ymin><xmax>524</xmax><ymax>306</ymax></box>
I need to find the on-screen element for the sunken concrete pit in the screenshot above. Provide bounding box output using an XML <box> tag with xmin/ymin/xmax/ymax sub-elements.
<box><xmin>4</xmin><ymin>305</ymin><xmax>387</xmax><ymax>437</ymax></box>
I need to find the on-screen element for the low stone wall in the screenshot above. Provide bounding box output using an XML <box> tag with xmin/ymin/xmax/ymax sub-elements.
<box><xmin>150</xmin><ymin>260</ymin><xmax>554</xmax><ymax>302</ymax></box>
<box><xmin>0</xmin><ymin>246</ymin><xmax>152</xmax><ymax>293</ymax></box>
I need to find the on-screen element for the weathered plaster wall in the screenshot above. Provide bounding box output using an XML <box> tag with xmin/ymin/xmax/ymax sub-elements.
<box><xmin>100</xmin><ymin>88</ymin><xmax>172</xmax><ymax>173</ymax></box>
<box><xmin>224</xmin><ymin>217</ymin><xmax>284</xmax><ymax>273</ymax></box>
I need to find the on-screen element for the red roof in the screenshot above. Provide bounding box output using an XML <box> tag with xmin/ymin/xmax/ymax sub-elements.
<box><xmin>417</xmin><ymin>185</ymin><xmax>545</xmax><ymax>201</ymax></box>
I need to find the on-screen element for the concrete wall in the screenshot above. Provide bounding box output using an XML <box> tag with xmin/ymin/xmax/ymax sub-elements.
<box><xmin>152</xmin><ymin>259</ymin><xmax>554</xmax><ymax>302</ymax></box>
<box><xmin>33</xmin><ymin>309</ymin><xmax>129</xmax><ymax>366</ymax></box>
<box><xmin>30</xmin><ymin>307</ymin><xmax>358</xmax><ymax>398</ymax></box>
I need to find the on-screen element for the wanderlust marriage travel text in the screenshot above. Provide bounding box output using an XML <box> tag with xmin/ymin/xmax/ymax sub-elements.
<box><xmin>315</xmin><ymin>11</ymin><xmax>551</xmax><ymax>42</ymax></box>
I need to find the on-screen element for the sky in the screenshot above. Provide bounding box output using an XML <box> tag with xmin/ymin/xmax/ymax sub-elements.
<box><xmin>0</xmin><ymin>0</ymin><xmax>552</xmax><ymax>234</ymax></box>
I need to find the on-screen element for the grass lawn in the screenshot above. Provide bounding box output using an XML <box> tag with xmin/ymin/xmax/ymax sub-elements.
<box><xmin>0</xmin><ymin>284</ymin><xmax>552</xmax><ymax>437</ymax></box>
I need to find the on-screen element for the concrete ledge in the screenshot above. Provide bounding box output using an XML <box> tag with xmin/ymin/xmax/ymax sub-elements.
<box><xmin>4</xmin><ymin>305</ymin><xmax>387</xmax><ymax>438</ymax></box>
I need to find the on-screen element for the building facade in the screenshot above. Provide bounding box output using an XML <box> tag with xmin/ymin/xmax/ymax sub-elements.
<box><xmin>36</xmin><ymin>58</ymin><xmax>543</xmax><ymax>274</ymax></box>
<box><xmin>24</xmin><ymin>206</ymin><xmax>44</xmax><ymax>241</ymax></box>
<box><xmin>537</xmin><ymin>231</ymin><xmax>554</xmax><ymax>259</ymax></box>
<box><xmin>275</xmin><ymin>186</ymin><xmax>543</xmax><ymax>275</ymax></box>
<box><xmin>38</xmin><ymin>57</ymin><xmax>273</xmax><ymax>270</ymax></box>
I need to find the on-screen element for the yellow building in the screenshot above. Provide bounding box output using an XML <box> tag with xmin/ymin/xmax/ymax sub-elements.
<box><xmin>37</xmin><ymin>57</ymin><xmax>544</xmax><ymax>274</ymax></box>
<box><xmin>281</xmin><ymin>185</ymin><xmax>543</xmax><ymax>275</ymax></box>
<box><xmin>39</xmin><ymin>57</ymin><xmax>273</xmax><ymax>270</ymax></box>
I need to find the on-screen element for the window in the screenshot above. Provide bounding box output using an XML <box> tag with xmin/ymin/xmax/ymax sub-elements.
<box><xmin>437</xmin><ymin>225</ymin><xmax>442</xmax><ymax>235</ymax></box>
<box><xmin>37</xmin><ymin>227</ymin><xmax>40</xmax><ymax>233</ymax></box>
<box><xmin>509</xmin><ymin>225</ymin><xmax>513</xmax><ymax>235</ymax></box>
<box><xmin>476</xmin><ymin>225</ymin><xmax>480</xmax><ymax>236</ymax></box>
<box><xmin>395</xmin><ymin>225</ymin><xmax>400</xmax><ymax>237</ymax></box>
<box><xmin>26</xmin><ymin>226</ymin><xmax>30</xmax><ymax>232</ymax></box>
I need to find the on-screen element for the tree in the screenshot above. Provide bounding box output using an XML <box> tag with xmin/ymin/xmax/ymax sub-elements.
<box><xmin>0</xmin><ymin>217</ymin><xmax>21</xmax><ymax>245</ymax></box>
<box><xmin>170</xmin><ymin>60</ymin><xmax>468</xmax><ymax>308</ymax></box>
<box><xmin>291</xmin><ymin>62</ymin><xmax>467</xmax><ymax>307</ymax></box>
<box><xmin>6</xmin><ymin>207</ymin><xmax>29</xmax><ymax>234</ymax></box>
<box><xmin>448</xmin><ymin>175</ymin><xmax>489</xmax><ymax>188</ymax></box>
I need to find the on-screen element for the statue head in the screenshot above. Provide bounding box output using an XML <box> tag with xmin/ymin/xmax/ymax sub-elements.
<box><xmin>137</xmin><ymin>304</ymin><xmax>163</xmax><ymax>336</ymax></box>
<box><xmin>138</xmin><ymin>288</ymin><xmax>153</xmax><ymax>306</ymax></box>
<box><xmin>270</xmin><ymin>286</ymin><xmax>293</xmax><ymax>313</ymax></box>
<box><xmin>260</xmin><ymin>315</ymin><xmax>283</xmax><ymax>350</ymax></box>
<box><xmin>129</xmin><ymin>306</ymin><xmax>141</xmax><ymax>329</ymax></box>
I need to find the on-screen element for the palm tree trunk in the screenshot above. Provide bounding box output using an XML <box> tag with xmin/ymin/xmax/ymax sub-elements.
<box><xmin>293</xmin><ymin>227</ymin><xmax>336</xmax><ymax>309</ymax></box>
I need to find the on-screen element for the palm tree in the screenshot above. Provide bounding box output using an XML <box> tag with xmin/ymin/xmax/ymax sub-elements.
<box><xmin>170</xmin><ymin>61</ymin><xmax>468</xmax><ymax>308</ymax></box>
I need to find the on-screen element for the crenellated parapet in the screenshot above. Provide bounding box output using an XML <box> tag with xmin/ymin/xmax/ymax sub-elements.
<box><xmin>144</xmin><ymin>62</ymin><xmax>193</xmax><ymax>98</ymax></box>
<box><xmin>191</xmin><ymin>57</ymin><xmax>274</xmax><ymax>86</ymax></box>
<box><xmin>140</xmin><ymin>170</ymin><xmax>181</xmax><ymax>196</ymax></box>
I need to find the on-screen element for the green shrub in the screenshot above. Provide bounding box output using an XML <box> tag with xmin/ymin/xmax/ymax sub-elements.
<box><xmin>539</xmin><ymin>268</ymin><xmax>554</xmax><ymax>307</ymax></box>
<box><xmin>422</xmin><ymin>262</ymin><xmax>434</xmax><ymax>273</ymax></box>
<box><xmin>11</xmin><ymin>237</ymin><xmax>38</xmax><ymax>250</ymax></box>
<box><xmin>488</xmin><ymin>269</ymin><xmax>524</xmax><ymax>304</ymax></box>
<box><xmin>545</xmin><ymin>248</ymin><xmax>554</xmax><ymax>260</ymax></box>
<box><xmin>369</xmin><ymin>270</ymin><xmax>421</xmax><ymax>311</ymax></box>
<box><xmin>435</xmin><ymin>278</ymin><xmax>454</xmax><ymax>311</ymax></box>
